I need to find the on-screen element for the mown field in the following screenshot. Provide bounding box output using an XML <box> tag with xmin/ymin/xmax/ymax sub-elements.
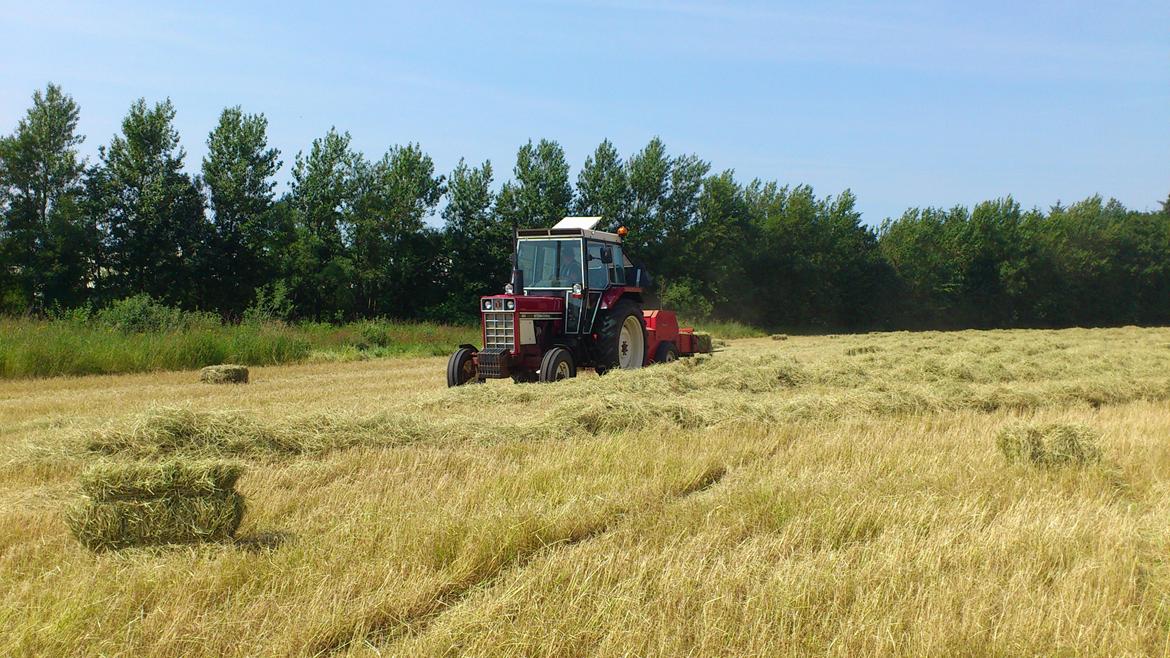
<box><xmin>2</xmin><ymin>327</ymin><xmax>1169</xmax><ymax>656</ymax></box>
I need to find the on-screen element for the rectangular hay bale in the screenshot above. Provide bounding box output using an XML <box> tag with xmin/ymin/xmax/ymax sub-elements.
<box><xmin>200</xmin><ymin>364</ymin><xmax>249</xmax><ymax>384</ymax></box>
<box><xmin>67</xmin><ymin>493</ymin><xmax>246</xmax><ymax>551</ymax></box>
<box><xmin>692</xmin><ymin>332</ymin><xmax>713</xmax><ymax>354</ymax></box>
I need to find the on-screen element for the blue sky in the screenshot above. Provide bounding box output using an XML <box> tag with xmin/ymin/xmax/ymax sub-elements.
<box><xmin>2</xmin><ymin>0</ymin><xmax>1167</xmax><ymax>224</ymax></box>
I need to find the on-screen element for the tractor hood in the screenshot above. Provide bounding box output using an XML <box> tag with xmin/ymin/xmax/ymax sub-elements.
<box><xmin>479</xmin><ymin>294</ymin><xmax>563</xmax><ymax>315</ymax></box>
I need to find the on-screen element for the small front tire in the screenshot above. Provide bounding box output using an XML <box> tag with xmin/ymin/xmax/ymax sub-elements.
<box><xmin>654</xmin><ymin>341</ymin><xmax>679</xmax><ymax>364</ymax></box>
<box><xmin>446</xmin><ymin>347</ymin><xmax>478</xmax><ymax>387</ymax></box>
<box><xmin>538</xmin><ymin>347</ymin><xmax>576</xmax><ymax>383</ymax></box>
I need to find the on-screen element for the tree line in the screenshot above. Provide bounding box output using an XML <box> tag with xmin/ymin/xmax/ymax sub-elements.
<box><xmin>2</xmin><ymin>83</ymin><xmax>1168</xmax><ymax>329</ymax></box>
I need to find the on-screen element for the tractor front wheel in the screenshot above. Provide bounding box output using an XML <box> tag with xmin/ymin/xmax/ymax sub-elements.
<box><xmin>538</xmin><ymin>347</ymin><xmax>576</xmax><ymax>383</ymax></box>
<box><xmin>595</xmin><ymin>300</ymin><xmax>647</xmax><ymax>375</ymax></box>
<box><xmin>446</xmin><ymin>347</ymin><xmax>479</xmax><ymax>387</ymax></box>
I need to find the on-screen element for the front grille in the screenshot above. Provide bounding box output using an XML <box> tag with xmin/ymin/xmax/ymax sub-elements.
<box><xmin>478</xmin><ymin>347</ymin><xmax>510</xmax><ymax>378</ymax></box>
<box><xmin>483</xmin><ymin>311</ymin><xmax>515</xmax><ymax>350</ymax></box>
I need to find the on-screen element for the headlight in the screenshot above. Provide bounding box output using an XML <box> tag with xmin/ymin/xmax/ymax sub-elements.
<box><xmin>506</xmin><ymin>299</ymin><xmax>515</xmax><ymax>310</ymax></box>
<box><xmin>572</xmin><ymin>283</ymin><xmax>582</xmax><ymax>296</ymax></box>
<box><xmin>504</xmin><ymin>282</ymin><xmax>514</xmax><ymax>295</ymax></box>
<box><xmin>483</xmin><ymin>299</ymin><xmax>492</xmax><ymax>311</ymax></box>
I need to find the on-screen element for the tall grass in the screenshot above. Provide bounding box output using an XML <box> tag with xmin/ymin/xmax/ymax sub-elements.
<box><xmin>0</xmin><ymin>317</ymin><xmax>479</xmax><ymax>380</ymax></box>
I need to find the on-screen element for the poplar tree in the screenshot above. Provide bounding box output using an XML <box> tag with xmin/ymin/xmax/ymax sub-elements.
<box><xmin>88</xmin><ymin>98</ymin><xmax>206</xmax><ymax>307</ymax></box>
<box><xmin>0</xmin><ymin>83</ymin><xmax>92</xmax><ymax>310</ymax></box>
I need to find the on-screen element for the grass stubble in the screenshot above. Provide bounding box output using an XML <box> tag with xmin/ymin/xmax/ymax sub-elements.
<box><xmin>1</xmin><ymin>326</ymin><xmax>1170</xmax><ymax>655</ymax></box>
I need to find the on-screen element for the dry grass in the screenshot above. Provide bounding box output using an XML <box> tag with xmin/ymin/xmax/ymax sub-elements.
<box><xmin>2</xmin><ymin>327</ymin><xmax>1170</xmax><ymax>655</ymax></box>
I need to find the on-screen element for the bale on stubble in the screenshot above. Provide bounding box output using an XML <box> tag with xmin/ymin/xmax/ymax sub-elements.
<box><xmin>67</xmin><ymin>459</ymin><xmax>247</xmax><ymax>551</ymax></box>
<box><xmin>200</xmin><ymin>364</ymin><xmax>249</xmax><ymax>384</ymax></box>
<box><xmin>67</xmin><ymin>493</ymin><xmax>246</xmax><ymax>551</ymax></box>
<box><xmin>996</xmin><ymin>422</ymin><xmax>1102</xmax><ymax>467</ymax></box>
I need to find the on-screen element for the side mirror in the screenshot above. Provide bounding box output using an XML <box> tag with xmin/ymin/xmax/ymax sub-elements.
<box><xmin>600</xmin><ymin>246</ymin><xmax>613</xmax><ymax>264</ymax></box>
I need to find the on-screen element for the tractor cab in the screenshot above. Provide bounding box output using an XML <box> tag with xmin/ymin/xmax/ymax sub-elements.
<box><xmin>447</xmin><ymin>216</ymin><xmax>708</xmax><ymax>386</ymax></box>
<box><xmin>511</xmin><ymin>217</ymin><xmax>640</xmax><ymax>336</ymax></box>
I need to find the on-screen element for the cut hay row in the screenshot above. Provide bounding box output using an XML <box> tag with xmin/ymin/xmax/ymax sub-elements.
<box><xmin>79</xmin><ymin>343</ymin><xmax>1170</xmax><ymax>461</ymax></box>
<box><xmin>80</xmin><ymin>381</ymin><xmax>1167</xmax><ymax>463</ymax></box>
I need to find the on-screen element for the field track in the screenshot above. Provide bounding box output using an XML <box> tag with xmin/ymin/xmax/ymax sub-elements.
<box><xmin>3</xmin><ymin>327</ymin><xmax>1170</xmax><ymax>656</ymax></box>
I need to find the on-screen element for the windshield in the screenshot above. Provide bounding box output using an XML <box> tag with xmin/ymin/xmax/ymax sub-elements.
<box><xmin>516</xmin><ymin>239</ymin><xmax>583</xmax><ymax>289</ymax></box>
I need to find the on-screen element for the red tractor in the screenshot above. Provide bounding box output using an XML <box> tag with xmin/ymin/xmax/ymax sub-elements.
<box><xmin>447</xmin><ymin>217</ymin><xmax>712</xmax><ymax>386</ymax></box>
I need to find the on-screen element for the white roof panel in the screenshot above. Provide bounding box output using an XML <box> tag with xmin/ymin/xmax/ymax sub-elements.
<box><xmin>553</xmin><ymin>216</ymin><xmax>603</xmax><ymax>230</ymax></box>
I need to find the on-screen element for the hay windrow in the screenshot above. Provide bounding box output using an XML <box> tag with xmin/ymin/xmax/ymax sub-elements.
<box><xmin>87</xmin><ymin>407</ymin><xmax>303</xmax><ymax>457</ymax></box>
<box><xmin>83</xmin><ymin>405</ymin><xmax>453</xmax><ymax>459</ymax></box>
<box><xmin>996</xmin><ymin>422</ymin><xmax>1103</xmax><ymax>467</ymax></box>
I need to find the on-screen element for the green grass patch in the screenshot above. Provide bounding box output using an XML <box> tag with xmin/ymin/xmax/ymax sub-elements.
<box><xmin>0</xmin><ymin>317</ymin><xmax>478</xmax><ymax>380</ymax></box>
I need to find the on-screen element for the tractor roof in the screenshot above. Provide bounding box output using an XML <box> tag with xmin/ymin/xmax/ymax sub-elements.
<box><xmin>553</xmin><ymin>216</ymin><xmax>602</xmax><ymax>230</ymax></box>
<box><xmin>517</xmin><ymin>216</ymin><xmax>622</xmax><ymax>243</ymax></box>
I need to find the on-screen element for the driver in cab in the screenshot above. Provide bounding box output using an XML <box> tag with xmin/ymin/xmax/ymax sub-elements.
<box><xmin>559</xmin><ymin>248</ymin><xmax>582</xmax><ymax>285</ymax></box>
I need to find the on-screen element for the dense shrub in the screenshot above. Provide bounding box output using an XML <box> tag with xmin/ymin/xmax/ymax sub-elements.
<box><xmin>95</xmin><ymin>295</ymin><xmax>218</xmax><ymax>333</ymax></box>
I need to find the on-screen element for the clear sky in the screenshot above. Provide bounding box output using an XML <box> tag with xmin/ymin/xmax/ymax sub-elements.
<box><xmin>2</xmin><ymin>0</ymin><xmax>1167</xmax><ymax>224</ymax></box>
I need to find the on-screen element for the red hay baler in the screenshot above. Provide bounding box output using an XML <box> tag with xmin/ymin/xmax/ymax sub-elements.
<box><xmin>447</xmin><ymin>217</ymin><xmax>712</xmax><ymax>386</ymax></box>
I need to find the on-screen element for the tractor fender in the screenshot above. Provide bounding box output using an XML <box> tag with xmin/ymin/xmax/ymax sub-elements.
<box><xmin>599</xmin><ymin>287</ymin><xmax>643</xmax><ymax>310</ymax></box>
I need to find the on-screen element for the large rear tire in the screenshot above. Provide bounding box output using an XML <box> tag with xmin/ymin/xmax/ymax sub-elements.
<box><xmin>446</xmin><ymin>347</ymin><xmax>478</xmax><ymax>387</ymax></box>
<box><xmin>538</xmin><ymin>347</ymin><xmax>576</xmax><ymax>383</ymax></box>
<box><xmin>595</xmin><ymin>299</ymin><xmax>646</xmax><ymax>375</ymax></box>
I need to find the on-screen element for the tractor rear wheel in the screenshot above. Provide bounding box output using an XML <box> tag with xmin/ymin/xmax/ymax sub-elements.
<box><xmin>538</xmin><ymin>347</ymin><xmax>576</xmax><ymax>383</ymax></box>
<box><xmin>446</xmin><ymin>347</ymin><xmax>478</xmax><ymax>387</ymax></box>
<box><xmin>595</xmin><ymin>299</ymin><xmax>646</xmax><ymax>374</ymax></box>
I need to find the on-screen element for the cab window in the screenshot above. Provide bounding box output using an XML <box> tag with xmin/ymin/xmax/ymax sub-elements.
<box><xmin>610</xmin><ymin>245</ymin><xmax>627</xmax><ymax>285</ymax></box>
<box><xmin>586</xmin><ymin>242</ymin><xmax>609</xmax><ymax>289</ymax></box>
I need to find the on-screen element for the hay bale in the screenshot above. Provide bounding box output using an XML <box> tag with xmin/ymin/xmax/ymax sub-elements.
<box><xmin>67</xmin><ymin>493</ymin><xmax>245</xmax><ymax>551</ymax></box>
<box><xmin>67</xmin><ymin>459</ymin><xmax>247</xmax><ymax>551</ymax></box>
<box><xmin>200</xmin><ymin>364</ymin><xmax>249</xmax><ymax>384</ymax></box>
<box><xmin>996</xmin><ymin>422</ymin><xmax>1102</xmax><ymax>467</ymax></box>
<box><xmin>79</xmin><ymin>459</ymin><xmax>243</xmax><ymax>501</ymax></box>
<box><xmin>692</xmin><ymin>332</ymin><xmax>713</xmax><ymax>354</ymax></box>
